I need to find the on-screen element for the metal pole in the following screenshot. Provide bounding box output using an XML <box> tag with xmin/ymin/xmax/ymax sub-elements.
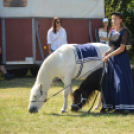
<box><xmin>1</xmin><ymin>19</ymin><xmax>6</xmax><ymax>64</ymax></box>
<box><xmin>36</xmin><ymin>19</ymin><xmax>45</xmax><ymax>60</ymax></box>
<box><xmin>89</xmin><ymin>20</ymin><xmax>93</xmax><ymax>42</ymax></box>
<box><xmin>32</xmin><ymin>18</ymin><xmax>36</xmax><ymax>63</ymax></box>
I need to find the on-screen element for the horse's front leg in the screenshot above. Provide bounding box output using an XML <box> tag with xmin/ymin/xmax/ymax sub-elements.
<box><xmin>94</xmin><ymin>92</ymin><xmax>102</xmax><ymax>109</ymax></box>
<box><xmin>61</xmin><ymin>76</ymin><xmax>71</xmax><ymax>113</ymax></box>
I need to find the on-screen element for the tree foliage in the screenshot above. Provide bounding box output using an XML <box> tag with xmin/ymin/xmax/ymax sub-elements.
<box><xmin>127</xmin><ymin>0</ymin><xmax>134</xmax><ymax>17</ymax></box>
<box><xmin>105</xmin><ymin>0</ymin><xmax>134</xmax><ymax>27</ymax></box>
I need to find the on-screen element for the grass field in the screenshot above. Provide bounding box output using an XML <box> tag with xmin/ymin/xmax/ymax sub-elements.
<box><xmin>0</xmin><ymin>71</ymin><xmax>134</xmax><ymax>134</ymax></box>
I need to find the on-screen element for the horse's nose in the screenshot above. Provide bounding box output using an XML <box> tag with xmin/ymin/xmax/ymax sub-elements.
<box><xmin>29</xmin><ymin>107</ymin><xmax>38</xmax><ymax>113</ymax></box>
<box><xmin>71</xmin><ymin>106</ymin><xmax>78</xmax><ymax>112</ymax></box>
<box><xmin>71</xmin><ymin>107</ymin><xmax>78</xmax><ymax>112</ymax></box>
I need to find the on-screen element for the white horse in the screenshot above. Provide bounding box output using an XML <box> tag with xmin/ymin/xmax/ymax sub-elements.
<box><xmin>28</xmin><ymin>43</ymin><xmax>110</xmax><ymax>113</ymax></box>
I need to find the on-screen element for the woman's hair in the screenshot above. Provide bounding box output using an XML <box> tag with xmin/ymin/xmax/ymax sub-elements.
<box><xmin>101</xmin><ymin>22</ymin><xmax>109</xmax><ymax>38</ymax></box>
<box><xmin>117</xmin><ymin>15</ymin><xmax>126</xmax><ymax>28</ymax></box>
<box><xmin>52</xmin><ymin>17</ymin><xmax>62</xmax><ymax>34</ymax></box>
<box><xmin>120</xmin><ymin>21</ymin><xmax>126</xmax><ymax>28</ymax></box>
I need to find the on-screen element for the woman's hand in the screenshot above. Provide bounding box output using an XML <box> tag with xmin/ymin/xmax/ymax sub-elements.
<box><xmin>102</xmin><ymin>56</ymin><xmax>109</xmax><ymax>63</ymax></box>
<box><xmin>102</xmin><ymin>52</ymin><xmax>108</xmax><ymax>58</ymax></box>
<box><xmin>100</xmin><ymin>36</ymin><xmax>105</xmax><ymax>40</ymax></box>
<box><xmin>102</xmin><ymin>52</ymin><xmax>109</xmax><ymax>62</ymax></box>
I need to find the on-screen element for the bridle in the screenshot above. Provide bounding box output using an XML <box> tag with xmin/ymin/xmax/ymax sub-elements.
<box><xmin>71</xmin><ymin>91</ymin><xmax>89</xmax><ymax>110</ymax></box>
<box><xmin>30</xmin><ymin>84</ymin><xmax>71</xmax><ymax>103</ymax></box>
<box><xmin>30</xmin><ymin>90</ymin><xmax>47</xmax><ymax>103</ymax></box>
<box><xmin>29</xmin><ymin>62</ymin><xmax>106</xmax><ymax>112</ymax></box>
<box><xmin>71</xmin><ymin>62</ymin><xmax>108</xmax><ymax>112</ymax></box>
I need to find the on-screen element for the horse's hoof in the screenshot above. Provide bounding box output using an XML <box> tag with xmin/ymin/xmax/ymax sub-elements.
<box><xmin>61</xmin><ymin>109</ymin><xmax>66</xmax><ymax>113</ymax></box>
<box><xmin>94</xmin><ymin>107</ymin><xmax>99</xmax><ymax>110</ymax></box>
<box><xmin>94</xmin><ymin>105</ymin><xmax>101</xmax><ymax>110</ymax></box>
<box><xmin>81</xmin><ymin>109</ymin><xmax>88</xmax><ymax>114</ymax></box>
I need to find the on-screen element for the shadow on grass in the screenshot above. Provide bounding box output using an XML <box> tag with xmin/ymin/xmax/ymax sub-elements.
<box><xmin>44</xmin><ymin>111</ymin><xmax>134</xmax><ymax>117</ymax></box>
<box><xmin>0</xmin><ymin>76</ymin><xmax>35</xmax><ymax>89</ymax></box>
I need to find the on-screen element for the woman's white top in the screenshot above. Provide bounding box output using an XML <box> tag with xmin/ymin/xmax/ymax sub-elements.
<box><xmin>98</xmin><ymin>29</ymin><xmax>109</xmax><ymax>45</ymax></box>
<box><xmin>47</xmin><ymin>27</ymin><xmax>68</xmax><ymax>51</ymax></box>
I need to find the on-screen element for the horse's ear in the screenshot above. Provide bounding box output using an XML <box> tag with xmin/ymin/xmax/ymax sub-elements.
<box><xmin>37</xmin><ymin>83</ymin><xmax>42</xmax><ymax>90</ymax></box>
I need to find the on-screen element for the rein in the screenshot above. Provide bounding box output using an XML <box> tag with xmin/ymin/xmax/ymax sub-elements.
<box><xmin>30</xmin><ymin>62</ymin><xmax>108</xmax><ymax>114</ymax></box>
<box><xmin>30</xmin><ymin>62</ymin><xmax>103</xmax><ymax>103</ymax></box>
<box><xmin>53</xmin><ymin>62</ymin><xmax>104</xmax><ymax>105</ymax></box>
<box><xmin>30</xmin><ymin>84</ymin><xmax>71</xmax><ymax>103</ymax></box>
<box><xmin>71</xmin><ymin>62</ymin><xmax>107</xmax><ymax>113</ymax></box>
<box><xmin>71</xmin><ymin>94</ymin><xmax>89</xmax><ymax>109</ymax></box>
<box><xmin>88</xmin><ymin>62</ymin><xmax>107</xmax><ymax>113</ymax></box>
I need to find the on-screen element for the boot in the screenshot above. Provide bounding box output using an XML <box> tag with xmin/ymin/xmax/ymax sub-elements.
<box><xmin>5</xmin><ymin>73</ymin><xmax>15</xmax><ymax>80</ymax></box>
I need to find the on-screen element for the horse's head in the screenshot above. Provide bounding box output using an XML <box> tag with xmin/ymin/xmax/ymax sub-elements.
<box><xmin>71</xmin><ymin>89</ymin><xmax>88</xmax><ymax>112</ymax></box>
<box><xmin>28</xmin><ymin>83</ymin><xmax>47</xmax><ymax>113</ymax></box>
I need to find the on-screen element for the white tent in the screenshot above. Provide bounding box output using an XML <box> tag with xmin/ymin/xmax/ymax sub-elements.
<box><xmin>0</xmin><ymin>0</ymin><xmax>104</xmax><ymax>18</ymax></box>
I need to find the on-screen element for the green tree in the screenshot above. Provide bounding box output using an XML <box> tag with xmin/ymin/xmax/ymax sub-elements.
<box><xmin>127</xmin><ymin>0</ymin><xmax>134</xmax><ymax>17</ymax></box>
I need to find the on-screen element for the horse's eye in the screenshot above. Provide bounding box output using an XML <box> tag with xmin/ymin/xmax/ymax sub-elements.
<box><xmin>40</xmin><ymin>90</ymin><xmax>43</xmax><ymax>95</ymax></box>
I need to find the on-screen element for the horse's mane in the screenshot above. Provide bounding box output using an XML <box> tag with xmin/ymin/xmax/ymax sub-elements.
<box><xmin>36</xmin><ymin>53</ymin><xmax>57</xmax><ymax>83</ymax></box>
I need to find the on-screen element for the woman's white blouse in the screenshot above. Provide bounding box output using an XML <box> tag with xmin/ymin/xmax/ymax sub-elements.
<box><xmin>99</xmin><ymin>30</ymin><xmax>109</xmax><ymax>45</ymax></box>
<box><xmin>47</xmin><ymin>27</ymin><xmax>68</xmax><ymax>51</ymax></box>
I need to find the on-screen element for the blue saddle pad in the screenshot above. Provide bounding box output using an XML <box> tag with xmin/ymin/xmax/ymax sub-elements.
<box><xmin>74</xmin><ymin>44</ymin><xmax>101</xmax><ymax>64</ymax></box>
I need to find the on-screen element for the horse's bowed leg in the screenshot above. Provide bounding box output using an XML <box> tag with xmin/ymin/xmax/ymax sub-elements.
<box><xmin>61</xmin><ymin>76</ymin><xmax>72</xmax><ymax>113</ymax></box>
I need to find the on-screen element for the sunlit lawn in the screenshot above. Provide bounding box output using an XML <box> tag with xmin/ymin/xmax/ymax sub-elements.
<box><xmin>0</xmin><ymin>71</ymin><xmax>134</xmax><ymax>134</ymax></box>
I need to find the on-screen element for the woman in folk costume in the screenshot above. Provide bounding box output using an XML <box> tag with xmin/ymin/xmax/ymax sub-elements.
<box><xmin>101</xmin><ymin>12</ymin><xmax>134</xmax><ymax>114</ymax></box>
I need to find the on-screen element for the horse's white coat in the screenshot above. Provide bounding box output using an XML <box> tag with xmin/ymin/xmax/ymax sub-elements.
<box><xmin>28</xmin><ymin>43</ymin><xmax>110</xmax><ymax>113</ymax></box>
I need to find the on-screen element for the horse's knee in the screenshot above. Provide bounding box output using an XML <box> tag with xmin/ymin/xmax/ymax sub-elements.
<box><xmin>64</xmin><ymin>94</ymin><xmax>69</xmax><ymax>98</ymax></box>
<box><xmin>64</xmin><ymin>87</ymin><xmax>70</xmax><ymax>94</ymax></box>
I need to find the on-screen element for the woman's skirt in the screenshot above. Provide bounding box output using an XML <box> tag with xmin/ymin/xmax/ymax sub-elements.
<box><xmin>102</xmin><ymin>52</ymin><xmax>134</xmax><ymax>111</ymax></box>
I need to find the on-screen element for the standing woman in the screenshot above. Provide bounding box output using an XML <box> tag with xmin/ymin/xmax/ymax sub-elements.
<box><xmin>101</xmin><ymin>12</ymin><xmax>134</xmax><ymax>113</ymax></box>
<box><xmin>98</xmin><ymin>18</ymin><xmax>109</xmax><ymax>45</ymax></box>
<box><xmin>47</xmin><ymin>17</ymin><xmax>68</xmax><ymax>54</ymax></box>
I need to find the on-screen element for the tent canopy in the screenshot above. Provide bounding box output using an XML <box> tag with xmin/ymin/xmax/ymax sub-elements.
<box><xmin>0</xmin><ymin>0</ymin><xmax>104</xmax><ymax>18</ymax></box>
